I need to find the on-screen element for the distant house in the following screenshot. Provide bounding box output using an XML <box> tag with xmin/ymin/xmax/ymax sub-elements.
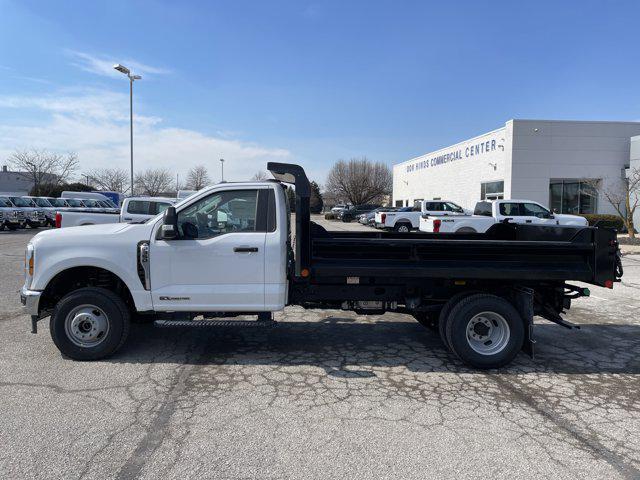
<box><xmin>0</xmin><ymin>165</ymin><xmax>58</xmax><ymax>195</ymax></box>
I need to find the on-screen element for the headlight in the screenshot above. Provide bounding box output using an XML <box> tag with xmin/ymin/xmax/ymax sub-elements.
<box><xmin>25</xmin><ymin>243</ymin><xmax>34</xmax><ymax>288</ymax></box>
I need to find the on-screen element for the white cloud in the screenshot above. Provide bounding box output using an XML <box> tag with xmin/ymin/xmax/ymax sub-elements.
<box><xmin>0</xmin><ymin>89</ymin><xmax>291</xmax><ymax>183</ymax></box>
<box><xmin>66</xmin><ymin>50</ymin><xmax>170</xmax><ymax>78</ymax></box>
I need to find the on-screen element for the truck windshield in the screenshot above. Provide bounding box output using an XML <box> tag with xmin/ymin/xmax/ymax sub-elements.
<box><xmin>49</xmin><ymin>198</ymin><xmax>68</xmax><ymax>207</ymax></box>
<box><xmin>34</xmin><ymin>198</ymin><xmax>53</xmax><ymax>207</ymax></box>
<box><xmin>83</xmin><ymin>200</ymin><xmax>99</xmax><ymax>207</ymax></box>
<box><xmin>0</xmin><ymin>197</ymin><xmax>13</xmax><ymax>207</ymax></box>
<box><xmin>9</xmin><ymin>197</ymin><xmax>31</xmax><ymax>207</ymax></box>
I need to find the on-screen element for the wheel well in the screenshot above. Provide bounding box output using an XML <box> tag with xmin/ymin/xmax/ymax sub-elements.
<box><xmin>40</xmin><ymin>266</ymin><xmax>135</xmax><ymax>316</ymax></box>
<box><xmin>456</xmin><ymin>226</ymin><xmax>477</xmax><ymax>233</ymax></box>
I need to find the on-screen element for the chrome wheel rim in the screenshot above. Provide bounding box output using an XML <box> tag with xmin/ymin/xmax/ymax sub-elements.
<box><xmin>466</xmin><ymin>311</ymin><xmax>510</xmax><ymax>355</ymax></box>
<box><xmin>64</xmin><ymin>304</ymin><xmax>110</xmax><ymax>348</ymax></box>
<box><xmin>397</xmin><ymin>225</ymin><xmax>409</xmax><ymax>233</ymax></box>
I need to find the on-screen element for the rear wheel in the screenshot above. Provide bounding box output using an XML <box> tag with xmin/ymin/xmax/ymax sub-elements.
<box><xmin>50</xmin><ymin>287</ymin><xmax>131</xmax><ymax>360</ymax></box>
<box><xmin>7</xmin><ymin>224</ymin><xmax>17</xmax><ymax>231</ymax></box>
<box><xmin>445</xmin><ymin>294</ymin><xmax>524</xmax><ymax>369</ymax></box>
<box><xmin>456</xmin><ymin>227</ymin><xmax>477</xmax><ymax>233</ymax></box>
<box><xmin>395</xmin><ymin>222</ymin><xmax>411</xmax><ymax>233</ymax></box>
<box><xmin>438</xmin><ymin>291</ymin><xmax>479</xmax><ymax>350</ymax></box>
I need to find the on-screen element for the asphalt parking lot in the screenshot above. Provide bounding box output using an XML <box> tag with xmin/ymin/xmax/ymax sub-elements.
<box><xmin>1</xmin><ymin>224</ymin><xmax>639</xmax><ymax>479</ymax></box>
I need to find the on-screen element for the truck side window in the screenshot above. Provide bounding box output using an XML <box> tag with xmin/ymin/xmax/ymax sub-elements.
<box><xmin>177</xmin><ymin>189</ymin><xmax>259</xmax><ymax>240</ymax></box>
<box><xmin>128</xmin><ymin>200</ymin><xmax>151</xmax><ymax>215</ymax></box>
<box><xmin>522</xmin><ymin>203</ymin><xmax>550</xmax><ymax>218</ymax></box>
<box><xmin>499</xmin><ymin>203</ymin><xmax>522</xmax><ymax>216</ymax></box>
<box><xmin>153</xmin><ymin>202</ymin><xmax>172</xmax><ymax>215</ymax></box>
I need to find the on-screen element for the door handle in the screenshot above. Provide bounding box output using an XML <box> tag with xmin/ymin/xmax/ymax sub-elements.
<box><xmin>234</xmin><ymin>246</ymin><xmax>258</xmax><ymax>253</ymax></box>
<box><xmin>123</xmin><ymin>217</ymin><xmax>132</xmax><ymax>220</ymax></box>
<box><xmin>525</xmin><ymin>220</ymin><xmax>532</xmax><ymax>223</ymax></box>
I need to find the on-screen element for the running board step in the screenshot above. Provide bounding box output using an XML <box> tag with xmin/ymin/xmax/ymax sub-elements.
<box><xmin>154</xmin><ymin>319</ymin><xmax>277</xmax><ymax>328</ymax></box>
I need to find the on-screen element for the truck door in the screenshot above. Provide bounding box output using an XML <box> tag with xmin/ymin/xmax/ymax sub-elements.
<box><xmin>149</xmin><ymin>187</ymin><xmax>267</xmax><ymax>311</ymax></box>
<box><xmin>521</xmin><ymin>202</ymin><xmax>557</xmax><ymax>225</ymax></box>
<box><xmin>498</xmin><ymin>202</ymin><xmax>549</xmax><ymax>225</ymax></box>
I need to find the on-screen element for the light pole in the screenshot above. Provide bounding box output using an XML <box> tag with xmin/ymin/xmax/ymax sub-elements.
<box><xmin>220</xmin><ymin>158</ymin><xmax>225</xmax><ymax>182</ymax></box>
<box><xmin>113</xmin><ymin>64</ymin><xmax>141</xmax><ymax>195</ymax></box>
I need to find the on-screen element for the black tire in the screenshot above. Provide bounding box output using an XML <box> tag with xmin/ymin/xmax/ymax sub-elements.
<box><xmin>438</xmin><ymin>291</ymin><xmax>480</xmax><ymax>350</ymax></box>
<box><xmin>394</xmin><ymin>222</ymin><xmax>411</xmax><ymax>233</ymax></box>
<box><xmin>445</xmin><ymin>294</ymin><xmax>524</xmax><ymax>369</ymax></box>
<box><xmin>412</xmin><ymin>312</ymin><xmax>437</xmax><ymax>331</ymax></box>
<box><xmin>50</xmin><ymin>287</ymin><xmax>131</xmax><ymax>360</ymax></box>
<box><xmin>7</xmin><ymin>225</ymin><xmax>17</xmax><ymax>231</ymax></box>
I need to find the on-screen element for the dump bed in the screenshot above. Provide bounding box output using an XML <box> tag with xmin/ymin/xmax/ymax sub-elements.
<box><xmin>309</xmin><ymin>222</ymin><xmax>620</xmax><ymax>287</ymax></box>
<box><xmin>266</xmin><ymin>161</ymin><xmax>621</xmax><ymax>289</ymax></box>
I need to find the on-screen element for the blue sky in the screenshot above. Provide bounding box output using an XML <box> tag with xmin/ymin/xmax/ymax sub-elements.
<box><xmin>1</xmin><ymin>0</ymin><xmax>639</xmax><ymax>184</ymax></box>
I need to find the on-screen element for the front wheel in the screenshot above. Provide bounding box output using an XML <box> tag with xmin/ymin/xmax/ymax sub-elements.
<box><xmin>445</xmin><ymin>294</ymin><xmax>524</xmax><ymax>369</ymax></box>
<box><xmin>50</xmin><ymin>287</ymin><xmax>131</xmax><ymax>360</ymax></box>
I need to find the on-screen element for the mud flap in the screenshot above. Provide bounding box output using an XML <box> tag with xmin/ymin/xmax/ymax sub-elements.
<box><xmin>512</xmin><ymin>286</ymin><xmax>535</xmax><ymax>359</ymax></box>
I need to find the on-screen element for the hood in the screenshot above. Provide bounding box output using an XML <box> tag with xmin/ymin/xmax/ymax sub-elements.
<box><xmin>31</xmin><ymin>221</ymin><xmax>153</xmax><ymax>246</ymax></box>
<box><xmin>554</xmin><ymin>213</ymin><xmax>589</xmax><ymax>225</ymax></box>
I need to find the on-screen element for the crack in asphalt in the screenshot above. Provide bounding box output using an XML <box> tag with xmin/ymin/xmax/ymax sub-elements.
<box><xmin>489</xmin><ymin>374</ymin><xmax>640</xmax><ymax>479</ymax></box>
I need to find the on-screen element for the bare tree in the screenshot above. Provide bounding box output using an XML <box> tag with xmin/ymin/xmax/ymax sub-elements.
<box><xmin>186</xmin><ymin>165</ymin><xmax>211</xmax><ymax>190</ymax></box>
<box><xmin>251</xmin><ymin>170</ymin><xmax>268</xmax><ymax>181</ymax></box>
<box><xmin>594</xmin><ymin>168</ymin><xmax>640</xmax><ymax>238</ymax></box>
<box><xmin>8</xmin><ymin>149</ymin><xmax>79</xmax><ymax>195</ymax></box>
<box><xmin>89</xmin><ymin>168</ymin><xmax>128</xmax><ymax>193</ymax></box>
<box><xmin>325</xmin><ymin>157</ymin><xmax>392</xmax><ymax>205</ymax></box>
<box><xmin>134</xmin><ymin>168</ymin><xmax>173</xmax><ymax>196</ymax></box>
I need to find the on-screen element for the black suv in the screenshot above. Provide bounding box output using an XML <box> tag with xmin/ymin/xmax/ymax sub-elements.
<box><xmin>338</xmin><ymin>204</ymin><xmax>381</xmax><ymax>222</ymax></box>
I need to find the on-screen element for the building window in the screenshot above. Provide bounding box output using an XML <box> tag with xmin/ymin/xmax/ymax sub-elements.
<box><xmin>481</xmin><ymin>180</ymin><xmax>504</xmax><ymax>200</ymax></box>
<box><xmin>395</xmin><ymin>200</ymin><xmax>403</xmax><ymax>207</ymax></box>
<box><xmin>549</xmin><ymin>180</ymin><xmax>598</xmax><ymax>214</ymax></box>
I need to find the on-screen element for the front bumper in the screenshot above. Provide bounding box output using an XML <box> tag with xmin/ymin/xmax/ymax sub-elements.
<box><xmin>20</xmin><ymin>287</ymin><xmax>42</xmax><ymax>316</ymax></box>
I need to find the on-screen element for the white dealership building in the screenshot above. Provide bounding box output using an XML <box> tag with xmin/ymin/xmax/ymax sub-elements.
<box><xmin>393</xmin><ymin>119</ymin><xmax>640</xmax><ymax>217</ymax></box>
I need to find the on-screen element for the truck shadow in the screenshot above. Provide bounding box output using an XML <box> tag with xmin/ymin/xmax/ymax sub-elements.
<box><xmin>109</xmin><ymin>319</ymin><xmax>640</xmax><ymax>375</ymax></box>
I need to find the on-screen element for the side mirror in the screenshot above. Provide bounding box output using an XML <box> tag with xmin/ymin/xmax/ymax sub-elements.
<box><xmin>159</xmin><ymin>206</ymin><xmax>178</xmax><ymax>240</ymax></box>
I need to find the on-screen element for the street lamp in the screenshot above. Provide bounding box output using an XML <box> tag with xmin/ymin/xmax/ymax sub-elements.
<box><xmin>220</xmin><ymin>158</ymin><xmax>225</xmax><ymax>182</ymax></box>
<box><xmin>113</xmin><ymin>63</ymin><xmax>142</xmax><ymax>195</ymax></box>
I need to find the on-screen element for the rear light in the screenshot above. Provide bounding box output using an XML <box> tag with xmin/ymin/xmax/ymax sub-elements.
<box><xmin>55</xmin><ymin>212</ymin><xmax>62</xmax><ymax>228</ymax></box>
<box><xmin>381</xmin><ymin>213</ymin><xmax>386</xmax><ymax>223</ymax></box>
<box><xmin>433</xmin><ymin>219</ymin><xmax>441</xmax><ymax>233</ymax></box>
<box><xmin>604</xmin><ymin>279</ymin><xmax>613</xmax><ymax>289</ymax></box>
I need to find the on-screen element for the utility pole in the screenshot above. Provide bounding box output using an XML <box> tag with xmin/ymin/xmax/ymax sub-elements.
<box><xmin>220</xmin><ymin>158</ymin><xmax>225</xmax><ymax>182</ymax></box>
<box><xmin>113</xmin><ymin>64</ymin><xmax>142</xmax><ymax>197</ymax></box>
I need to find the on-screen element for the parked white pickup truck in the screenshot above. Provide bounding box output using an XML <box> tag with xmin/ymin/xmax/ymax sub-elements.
<box><xmin>420</xmin><ymin>199</ymin><xmax>588</xmax><ymax>233</ymax></box>
<box><xmin>375</xmin><ymin>201</ymin><xmax>466</xmax><ymax>232</ymax></box>
<box><xmin>56</xmin><ymin>196</ymin><xmax>176</xmax><ymax>228</ymax></box>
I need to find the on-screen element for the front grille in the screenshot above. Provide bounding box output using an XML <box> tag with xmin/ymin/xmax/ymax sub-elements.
<box><xmin>36</xmin><ymin>210</ymin><xmax>45</xmax><ymax>222</ymax></box>
<box><xmin>16</xmin><ymin>211</ymin><xmax>25</xmax><ymax>221</ymax></box>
